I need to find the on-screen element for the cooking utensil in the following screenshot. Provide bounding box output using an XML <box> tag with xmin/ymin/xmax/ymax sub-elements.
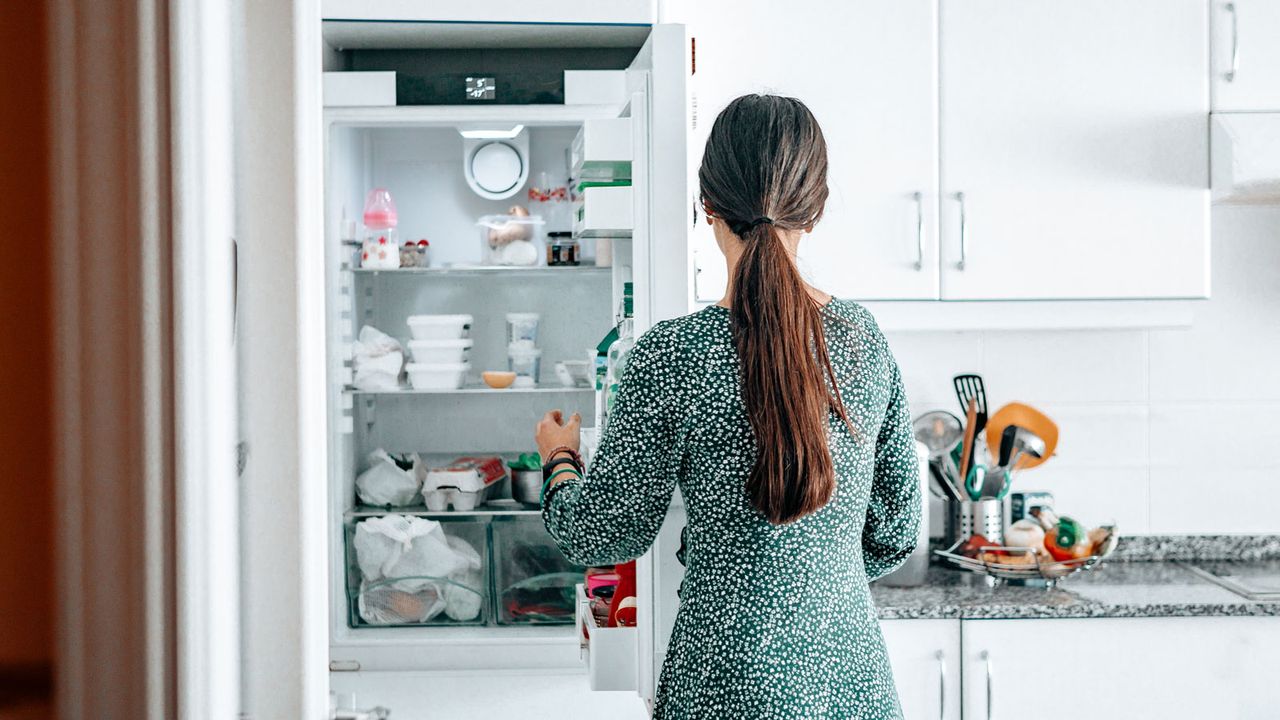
<box><xmin>985</xmin><ymin>403</ymin><xmax>1058</xmax><ymax>470</ymax></box>
<box><xmin>1009</xmin><ymin>427</ymin><xmax>1047</xmax><ymax>470</ymax></box>
<box><xmin>912</xmin><ymin>410</ymin><xmax>964</xmax><ymax>456</ymax></box>
<box><xmin>953</xmin><ymin>374</ymin><xmax>988</xmax><ymax>434</ymax></box>
<box><xmin>929</xmin><ymin>459</ymin><xmax>965</xmax><ymax>501</ymax></box>
<box><xmin>964</xmin><ymin>463</ymin><xmax>987</xmax><ymax>501</ymax></box>
<box><xmin>958</xmin><ymin>398</ymin><xmax>979</xmax><ymax>492</ymax></box>
<box><xmin>997</xmin><ymin>424</ymin><xmax>1018</xmax><ymax>468</ymax></box>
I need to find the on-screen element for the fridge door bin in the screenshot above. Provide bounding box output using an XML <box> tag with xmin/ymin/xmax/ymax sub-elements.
<box><xmin>573</xmin><ymin>186</ymin><xmax>633</xmax><ymax>238</ymax></box>
<box><xmin>344</xmin><ymin>515</ymin><xmax>490</xmax><ymax>627</ymax></box>
<box><xmin>492</xmin><ymin>515</ymin><xmax>585</xmax><ymax>625</ymax></box>
<box><xmin>576</xmin><ymin>584</ymin><xmax>637</xmax><ymax>691</ymax></box>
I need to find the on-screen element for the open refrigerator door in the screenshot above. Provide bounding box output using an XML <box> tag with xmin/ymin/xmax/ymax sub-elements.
<box><xmin>320</xmin><ymin>21</ymin><xmax>689</xmax><ymax>714</ymax></box>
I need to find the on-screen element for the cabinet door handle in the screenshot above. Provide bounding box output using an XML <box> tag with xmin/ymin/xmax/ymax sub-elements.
<box><xmin>1224</xmin><ymin>2</ymin><xmax>1239</xmax><ymax>82</ymax></box>
<box><xmin>934</xmin><ymin>650</ymin><xmax>946</xmax><ymax>720</ymax></box>
<box><xmin>955</xmin><ymin>192</ymin><xmax>968</xmax><ymax>270</ymax></box>
<box><xmin>981</xmin><ymin>650</ymin><xmax>994</xmax><ymax>720</ymax></box>
<box><xmin>912</xmin><ymin>192</ymin><xmax>925</xmax><ymax>271</ymax></box>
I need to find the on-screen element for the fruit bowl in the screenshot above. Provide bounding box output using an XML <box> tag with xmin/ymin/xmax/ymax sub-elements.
<box><xmin>934</xmin><ymin>525</ymin><xmax>1118</xmax><ymax>585</ymax></box>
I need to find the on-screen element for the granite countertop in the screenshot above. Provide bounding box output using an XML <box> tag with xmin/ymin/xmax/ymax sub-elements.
<box><xmin>871</xmin><ymin>536</ymin><xmax>1280</xmax><ymax>620</ymax></box>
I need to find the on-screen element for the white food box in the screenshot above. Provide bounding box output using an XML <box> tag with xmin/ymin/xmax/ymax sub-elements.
<box><xmin>323</xmin><ymin>71</ymin><xmax>397</xmax><ymax>107</ymax></box>
<box><xmin>574</xmin><ymin>186</ymin><xmax>634</xmax><ymax>239</ymax></box>
<box><xmin>564</xmin><ymin>70</ymin><xmax>628</xmax><ymax>106</ymax></box>
<box><xmin>571</xmin><ymin>118</ymin><xmax>632</xmax><ymax>179</ymax></box>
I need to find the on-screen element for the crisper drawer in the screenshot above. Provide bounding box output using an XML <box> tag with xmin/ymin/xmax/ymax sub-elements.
<box><xmin>491</xmin><ymin>515</ymin><xmax>585</xmax><ymax>625</ymax></box>
<box><xmin>344</xmin><ymin>515</ymin><xmax>489</xmax><ymax>627</ymax></box>
<box><xmin>576</xmin><ymin>584</ymin><xmax>637</xmax><ymax>691</ymax></box>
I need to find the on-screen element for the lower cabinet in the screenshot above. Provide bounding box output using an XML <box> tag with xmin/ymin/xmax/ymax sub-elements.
<box><xmin>884</xmin><ymin>616</ymin><xmax>1280</xmax><ymax>720</ymax></box>
<box><xmin>880</xmin><ymin>620</ymin><xmax>961</xmax><ymax>720</ymax></box>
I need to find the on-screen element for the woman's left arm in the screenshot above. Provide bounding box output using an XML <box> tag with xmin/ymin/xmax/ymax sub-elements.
<box><xmin>862</xmin><ymin>359</ymin><xmax>923</xmax><ymax>580</ymax></box>
<box><xmin>539</xmin><ymin>326</ymin><xmax>684</xmax><ymax>567</ymax></box>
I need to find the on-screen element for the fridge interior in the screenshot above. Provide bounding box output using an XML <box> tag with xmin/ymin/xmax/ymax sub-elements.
<box><xmin>325</xmin><ymin>113</ymin><xmax>637</xmax><ymax>668</ymax></box>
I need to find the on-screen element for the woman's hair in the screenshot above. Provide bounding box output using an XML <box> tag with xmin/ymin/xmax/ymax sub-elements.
<box><xmin>698</xmin><ymin>94</ymin><xmax>850</xmax><ymax>525</ymax></box>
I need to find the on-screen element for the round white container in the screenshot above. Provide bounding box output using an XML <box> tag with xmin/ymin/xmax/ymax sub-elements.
<box><xmin>505</xmin><ymin>312</ymin><xmax>540</xmax><ymax>345</ymax></box>
<box><xmin>408</xmin><ymin>338</ymin><xmax>473</xmax><ymax>364</ymax></box>
<box><xmin>406</xmin><ymin>362</ymin><xmax>469</xmax><ymax>390</ymax></box>
<box><xmin>407</xmin><ymin>314</ymin><xmax>473</xmax><ymax>341</ymax></box>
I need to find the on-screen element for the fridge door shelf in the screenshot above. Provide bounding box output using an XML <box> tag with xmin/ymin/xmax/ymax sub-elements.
<box><xmin>573</xmin><ymin>186</ymin><xmax>634</xmax><ymax>238</ymax></box>
<box><xmin>576</xmin><ymin>584</ymin><xmax>637</xmax><ymax>691</ymax></box>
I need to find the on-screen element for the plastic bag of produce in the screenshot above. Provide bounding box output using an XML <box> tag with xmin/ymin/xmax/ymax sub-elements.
<box><xmin>358</xmin><ymin>579</ymin><xmax>446</xmax><ymax>624</ymax></box>
<box><xmin>352</xmin><ymin>325</ymin><xmax>404</xmax><ymax>391</ymax></box>
<box><xmin>355</xmin><ymin>449</ymin><xmax>421</xmax><ymax>507</ymax></box>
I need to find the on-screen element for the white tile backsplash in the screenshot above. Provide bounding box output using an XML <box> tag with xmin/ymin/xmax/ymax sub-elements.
<box><xmin>887</xmin><ymin>206</ymin><xmax>1280</xmax><ymax>535</ymax></box>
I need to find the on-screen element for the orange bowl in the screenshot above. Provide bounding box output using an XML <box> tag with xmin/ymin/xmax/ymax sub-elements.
<box><xmin>482</xmin><ymin>371</ymin><xmax>516</xmax><ymax>389</ymax></box>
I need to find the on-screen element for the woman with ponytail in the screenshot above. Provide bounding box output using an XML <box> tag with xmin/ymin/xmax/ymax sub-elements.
<box><xmin>537</xmin><ymin>95</ymin><xmax>920</xmax><ymax>719</ymax></box>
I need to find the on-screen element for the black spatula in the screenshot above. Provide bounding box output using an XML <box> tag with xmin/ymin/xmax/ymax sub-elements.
<box><xmin>953</xmin><ymin>374</ymin><xmax>988</xmax><ymax>435</ymax></box>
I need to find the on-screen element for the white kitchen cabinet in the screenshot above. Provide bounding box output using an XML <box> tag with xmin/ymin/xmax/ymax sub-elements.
<box><xmin>680</xmin><ymin>0</ymin><xmax>940</xmax><ymax>302</ymax></box>
<box><xmin>1212</xmin><ymin>0</ymin><xmax>1280</xmax><ymax>111</ymax></box>
<box><xmin>880</xmin><ymin>620</ymin><xmax>961</xmax><ymax>720</ymax></box>
<box><xmin>961</xmin><ymin>617</ymin><xmax>1280</xmax><ymax>719</ymax></box>
<box><xmin>938</xmin><ymin>0</ymin><xmax>1210</xmax><ymax>300</ymax></box>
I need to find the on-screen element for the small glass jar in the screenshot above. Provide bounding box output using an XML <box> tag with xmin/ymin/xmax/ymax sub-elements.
<box><xmin>546</xmin><ymin>232</ymin><xmax>580</xmax><ymax>266</ymax></box>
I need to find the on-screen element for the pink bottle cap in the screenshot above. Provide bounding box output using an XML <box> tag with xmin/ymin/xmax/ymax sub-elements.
<box><xmin>362</xmin><ymin>187</ymin><xmax>398</xmax><ymax>229</ymax></box>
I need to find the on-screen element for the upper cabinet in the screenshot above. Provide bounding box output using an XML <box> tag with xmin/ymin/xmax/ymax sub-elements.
<box><xmin>685</xmin><ymin>0</ymin><xmax>940</xmax><ymax>302</ymax></box>
<box><xmin>938</xmin><ymin>0</ymin><xmax>1210</xmax><ymax>300</ymax></box>
<box><xmin>1212</xmin><ymin>0</ymin><xmax>1280</xmax><ymax>111</ymax></box>
<box><xmin>685</xmin><ymin>1</ymin><xmax>1211</xmax><ymax>305</ymax></box>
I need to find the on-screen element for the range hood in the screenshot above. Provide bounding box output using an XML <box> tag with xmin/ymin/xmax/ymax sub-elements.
<box><xmin>1212</xmin><ymin>113</ymin><xmax>1280</xmax><ymax>204</ymax></box>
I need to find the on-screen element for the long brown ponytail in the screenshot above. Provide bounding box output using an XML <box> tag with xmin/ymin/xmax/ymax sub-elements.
<box><xmin>699</xmin><ymin>95</ymin><xmax>850</xmax><ymax>525</ymax></box>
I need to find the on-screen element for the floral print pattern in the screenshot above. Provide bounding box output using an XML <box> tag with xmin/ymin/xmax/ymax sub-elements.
<box><xmin>544</xmin><ymin>300</ymin><xmax>921</xmax><ymax>719</ymax></box>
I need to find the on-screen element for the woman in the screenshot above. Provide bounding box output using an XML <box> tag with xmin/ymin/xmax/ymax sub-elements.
<box><xmin>535</xmin><ymin>94</ymin><xmax>920</xmax><ymax>719</ymax></box>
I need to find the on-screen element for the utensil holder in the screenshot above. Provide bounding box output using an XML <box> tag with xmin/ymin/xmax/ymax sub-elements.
<box><xmin>946</xmin><ymin>499</ymin><xmax>1005</xmax><ymax>547</ymax></box>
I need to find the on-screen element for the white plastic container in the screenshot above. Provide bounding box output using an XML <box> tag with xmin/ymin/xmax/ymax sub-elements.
<box><xmin>408</xmin><ymin>338</ymin><xmax>473</xmax><ymax>364</ymax></box>
<box><xmin>478</xmin><ymin>214</ymin><xmax>546</xmax><ymax>266</ymax></box>
<box><xmin>407</xmin><ymin>314</ymin><xmax>473</xmax><ymax>341</ymax></box>
<box><xmin>405</xmin><ymin>362</ymin><xmax>469</xmax><ymax>390</ymax></box>
<box><xmin>507</xmin><ymin>343</ymin><xmax>542</xmax><ymax>387</ymax></box>
<box><xmin>505</xmin><ymin>313</ymin><xmax>540</xmax><ymax>345</ymax></box>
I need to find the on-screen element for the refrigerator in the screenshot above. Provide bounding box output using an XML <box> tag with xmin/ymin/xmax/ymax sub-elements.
<box><xmin>321</xmin><ymin>22</ymin><xmax>692</xmax><ymax>713</ymax></box>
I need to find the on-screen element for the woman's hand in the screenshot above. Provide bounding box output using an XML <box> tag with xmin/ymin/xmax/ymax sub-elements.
<box><xmin>535</xmin><ymin>409</ymin><xmax>581</xmax><ymax>463</ymax></box>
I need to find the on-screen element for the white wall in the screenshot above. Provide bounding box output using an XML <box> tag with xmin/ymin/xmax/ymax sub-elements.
<box><xmin>888</xmin><ymin>206</ymin><xmax>1280</xmax><ymax>535</ymax></box>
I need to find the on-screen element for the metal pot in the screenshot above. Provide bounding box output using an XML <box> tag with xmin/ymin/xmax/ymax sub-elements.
<box><xmin>511</xmin><ymin>469</ymin><xmax>543</xmax><ymax>506</ymax></box>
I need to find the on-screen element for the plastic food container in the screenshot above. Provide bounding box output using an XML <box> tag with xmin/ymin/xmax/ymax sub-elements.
<box><xmin>507</xmin><ymin>343</ymin><xmax>542</xmax><ymax>387</ymax></box>
<box><xmin>492</xmin><ymin>515</ymin><xmax>585</xmax><ymax>625</ymax></box>
<box><xmin>407</xmin><ymin>314</ymin><xmax>473</xmax><ymax>341</ymax></box>
<box><xmin>345</xmin><ymin>516</ymin><xmax>488</xmax><ymax>627</ymax></box>
<box><xmin>408</xmin><ymin>338</ymin><xmax>473</xmax><ymax>364</ymax></box>
<box><xmin>555</xmin><ymin>360</ymin><xmax>593</xmax><ymax>388</ymax></box>
<box><xmin>478</xmin><ymin>214</ymin><xmax>546</xmax><ymax>266</ymax></box>
<box><xmin>423</xmin><ymin>456</ymin><xmax>508</xmax><ymax>493</ymax></box>
<box><xmin>422</xmin><ymin>486</ymin><xmax>489</xmax><ymax>512</ymax></box>
<box><xmin>406</xmin><ymin>362</ymin><xmax>469</xmax><ymax>390</ymax></box>
<box><xmin>505</xmin><ymin>313</ymin><xmax>540</xmax><ymax>345</ymax></box>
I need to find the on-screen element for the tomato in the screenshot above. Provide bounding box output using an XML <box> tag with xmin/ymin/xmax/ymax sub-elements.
<box><xmin>959</xmin><ymin>534</ymin><xmax>998</xmax><ymax>558</ymax></box>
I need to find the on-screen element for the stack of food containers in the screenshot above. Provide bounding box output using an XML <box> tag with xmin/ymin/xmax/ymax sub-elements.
<box><xmin>506</xmin><ymin>313</ymin><xmax>541</xmax><ymax>388</ymax></box>
<box><xmin>405</xmin><ymin>314</ymin><xmax>473</xmax><ymax>390</ymax></box>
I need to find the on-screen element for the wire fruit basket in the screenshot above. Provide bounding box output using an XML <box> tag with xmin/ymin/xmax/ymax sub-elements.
<box><xmin>934</xmin><ymin>525</ymin><xmax>1118</xmax><ymax>585</ymax></box>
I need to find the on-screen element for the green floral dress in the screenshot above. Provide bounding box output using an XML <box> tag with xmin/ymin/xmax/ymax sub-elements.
<box><xmin>543</xmin><ymin>300</ymin><xmax>921</xmax><ymax>719</ymax></box>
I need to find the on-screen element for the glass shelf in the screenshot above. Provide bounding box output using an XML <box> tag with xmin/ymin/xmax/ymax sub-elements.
<box><xmin>346</xmin><ymin>501</ymin><xmax>540</xmax><ymax>520</ymax></box>
<box><xmin>347</xmin><ymin>385</ymin><xmax>593</xmax><ymax>396</ymax></box>
<box><xmin>350</xmin><ymin>264</ymin><xmax>609</xmax><ymax>277</ymax></box>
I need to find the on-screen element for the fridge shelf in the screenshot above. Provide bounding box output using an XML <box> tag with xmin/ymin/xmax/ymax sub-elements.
<box><xmin>347</xmin><ymin>504</ymin><xmax>541</xmax><ymax>520</ymax></box>
<box><xmin>350</xmin><ymin>264</ymin><xmax>609</xmax><ymax>277</ymax></box>
<box><xmin>346</xmin><ymin>386</ymin><xmax>593</xmax><ymax>396</ymax></box>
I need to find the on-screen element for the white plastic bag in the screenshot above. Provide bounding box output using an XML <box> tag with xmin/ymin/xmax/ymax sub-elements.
<box><xmin>352</xmin><ymin>515</ymin><xmax>484</xmax><ymax>624</ymax></box>
<box><xmin>352</xmin><ymin>325</ymin><xmax>404</xmax><ymax>391</ymax></box>
<box><xmin>355</xmin><ymin>449</ymin><xmax>421</xmax><ymax>507</ymax></box>
<box><xmin>358</xmin><ymin>579</ymin><xmax>446</xmax><ymax>624</ymax></box>
<box><xmin>442</xmin><ymin>535</ymin><xmax>483</xmax><ymax>620</ymax></box>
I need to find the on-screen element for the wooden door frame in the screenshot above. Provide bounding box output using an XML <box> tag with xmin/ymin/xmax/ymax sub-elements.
<box><xmin>49</xmin><ymin>0</ymin><xmax>240</xmax><ymax>717</ymax></box>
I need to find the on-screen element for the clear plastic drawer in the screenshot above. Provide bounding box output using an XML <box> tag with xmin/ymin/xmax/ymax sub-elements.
<box><xmin>491</xmin><ymin>515</ymin><xmax>585</xmax><ymax>625</ymax></box>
